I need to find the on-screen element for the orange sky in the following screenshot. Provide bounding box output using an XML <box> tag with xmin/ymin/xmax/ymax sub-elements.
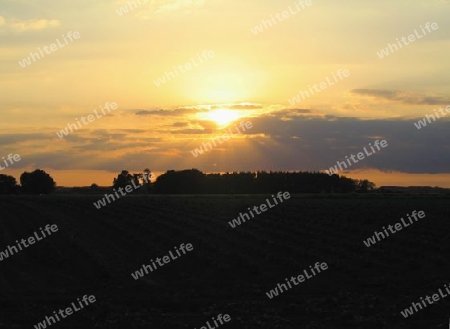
<box><xmin>1</xmin><ymin>0</ymin><xmax>449</xmax><ymax>187</ymax></box>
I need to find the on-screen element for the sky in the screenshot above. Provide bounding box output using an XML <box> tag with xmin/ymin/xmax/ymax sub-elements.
<box><xmin>1</xmin><ymin>0</ymin><xmax>449</xmax><ymax>187</ymax></box>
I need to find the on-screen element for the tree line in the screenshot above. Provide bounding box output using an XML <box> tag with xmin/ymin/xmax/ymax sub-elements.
<box><xmin>113</xmin><ymin>169</ymin><xmax>375</xmax><ymax>194</ymax></box>
<box><xmin>0</xmin><ymin>168</ymin><xmax>375</xmax><ymax>195</ymax></box>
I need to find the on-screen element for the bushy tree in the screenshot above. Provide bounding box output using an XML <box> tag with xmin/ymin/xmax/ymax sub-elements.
<box><xmin>112</xmin><ymin>169</ymin><xmax>154</xmax><ymax>194</ymax></box>
<box><xmin>356</xmin><ymin>179</ymin><xmax>376</xmax><ymax>192</ymax></box>
<box><xmin>143</xmin><ymin>168</ymin><xmax>152</xmax><ymax>184</ymax></box>
<box><xmin>0</xmin><ymin>174</ymin><xmax>19</xmax><ymax>194</ymax></box>
<box><xmin>154</xmin><ymin>169</ymin><xmax>205</xmax><ymax>194</ymax></box>
<box><xmin>20</xmin><ymin>169</ymin><xmax>56</xmax><ymax>194</ymax></box>
<box><xmin>113</xmin><ymin>170</ymin><xmax>134</xmax><ymax>189</ymax></box>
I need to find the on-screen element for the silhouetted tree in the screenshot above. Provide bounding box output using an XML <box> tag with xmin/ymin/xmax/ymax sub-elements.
<box><xmin>132</xmin><ymin>173</ymin><xmax>140</xmax><ymax>186</ymax></box>
<box><xmin>356</xmin><ymin>179</ymin><xmax>376</xmax><ymax>192</ymax></box>
<box><xmin>0</xmin><ymin>174</ymin><xmax>19</xmax><ymax>194</ymax></box>
<box><xmin>20</xmin><ymin>169</ymin><xmax>56</xmax><ymax>194</ymax></box>
<box><xmin>113</xmin><ymin>170</ymin><xmax>133</xmax><ymax>189</ymax></box>
<box><xmin>154</xmin><ymin>169</ymin><xmax>206</xmax><ymax>194</ymax></box>
<box><xmin>143</xmin><ymin>168</ymin><xmax>152</xmax><ymax>184</ymax></box>
<box><xmin>141</xmin><ymin>168</ymin><xmax>153</xmax><ymax>193</ymax></box>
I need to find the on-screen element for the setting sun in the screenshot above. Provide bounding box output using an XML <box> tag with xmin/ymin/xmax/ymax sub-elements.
<box><xmin>202</xmin><ymin>109</ymin><xmax>242</xmax><ymax>126</ymax></box>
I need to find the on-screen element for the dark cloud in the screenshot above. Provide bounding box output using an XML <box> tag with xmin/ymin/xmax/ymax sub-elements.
<box><xmin>0</xmin><ymin>133</ymin><xmax>51</xmax><ymax>145</ymax></box>
<box><xmin>4</xmin><ymin>114</ymin><xmax>450</xmax><ymax>175</ymax></box>
<box><xmin>351</xmin><ymin>89</ymin><xmax>398</xmax><ymax>99</ymax></box>
<box><xmin>243</xmin><ymin>114</ymin><xmax>450</xmax><ymax>174</ymax></box>
<box><xmin>265</xmin><ymin>109</ymin><xmax>312</xmax><ymax>119</ymax></box>
<box><xmin>172</xmin><ymin>122</ymin><xmax>189</xmax><ymax>127</ymax></box>
<box><xmin>135</xmin><ymin>109</ymin><xmax>168</xmax><ymax>116</ymax></box>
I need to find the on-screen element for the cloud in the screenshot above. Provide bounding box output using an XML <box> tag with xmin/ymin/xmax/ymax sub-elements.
<box><xmin>135</xmin><ymin>108</ymin><xmax>207</xmax><ymax>116</ymax></box>
<box><xmin>229</xmin><ymin>104</ymin><xmax>262</xmax><ymax>110</ymax></box>
<box><xmin>269</xmin><ymin>109</ymin><xmax>311</xmax><ymax>116</ymax></box>
<box><xmin>90</xmin><ymin>129</ymin><xmax>147</xmax><ymax>135</ymax></box>
<box><xmin>172</xmin><ymin>122</ymin><xmax>189</xmax><ymax>127</ymax></box>
<box><xmin>0</xmin><ymin>16</ymin><xmax>5</xmax><ymax>26</ymax></box>
<box><xmin>189</xmin><ymin>120</ymin><xmax>218</xmax><ymax>130</ymax></box>
<box><xmin>134</xmin><ymin>104</ymin><xmax>262</xmax><ymax>117</ymax></box>
<box><xmin>209</xmin><ymin>103</ymin><xmax>262</xmax><ymax>110</ymax></box>
<box><xmin>171</xmin><ymin>128</ymin><xmax>213</xmax><ymax>134</ymax></box>
<box><xmin>243</xmin><ymin>114</ymin><xmax>450</xmax><ymax>174</ymax></box>
<box><xmin>135</xmin><ymin>109</ymin><xmax>168</xmax><ymax>116</ymax></box>
<box><xmin>4</xmin><ymin>112</ymin><xmax>450</xmax><ymax>175</ymax></box>
<box><xmin>0</xmin><ymin>133</ymin><xmax>51</xmax><ymax>145</ymax></box>
<box><xmin>8</xmin><ymin>18</ymin><xmax>61</xmax><ymax>31</ymax></box>
<box><xmin>350</xmin><ymin>89</ymin><xmax>450</xmax><ymax>106</ymax></box>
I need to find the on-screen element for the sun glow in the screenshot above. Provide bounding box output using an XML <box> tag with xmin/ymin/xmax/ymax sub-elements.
<box><xmin>203</xmin><ymin>109</ymin><xmax>241</xmax><ymax>126</ymax></box>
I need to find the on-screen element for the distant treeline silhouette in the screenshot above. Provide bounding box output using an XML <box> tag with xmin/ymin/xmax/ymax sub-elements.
<box><xmin>0</xmin><ymin>168</ymin><xmax>375</xmax><ymax>195</ymax></box>
<box><xmin>151</xmin><ymin>169</ymin><xmax>374</xmax><ymax>194</ymax></box>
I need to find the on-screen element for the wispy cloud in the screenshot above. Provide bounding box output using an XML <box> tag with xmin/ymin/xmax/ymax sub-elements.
<box><xmin>350</xmin><ymin>89</ymin><xmax>450</xmax><ymax>106</ymax></box>
<box><xmin>215</xmin><ymin>103</ymin><xmax>262</xmax><ymax>110</ymax></box>
<box><xmin>170</xmin><ymin>128</ymin><xmax>213</xmax><ymax>134</ymax></box>
<box><xmin>135</xmin><ymin>108</ymin><xmax>206</xmax><ymax>116</ymax></box>
<box><xmin>2</xmin><ymin>17</ymin><xmax>61</xmax><ymax>31</ymax></box>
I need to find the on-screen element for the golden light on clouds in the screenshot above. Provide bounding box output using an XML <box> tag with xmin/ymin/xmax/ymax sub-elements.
<box><xmin>198</xmin><ymin>109</ymin><xmax>243</xmax><ymax>127</ymax></box>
